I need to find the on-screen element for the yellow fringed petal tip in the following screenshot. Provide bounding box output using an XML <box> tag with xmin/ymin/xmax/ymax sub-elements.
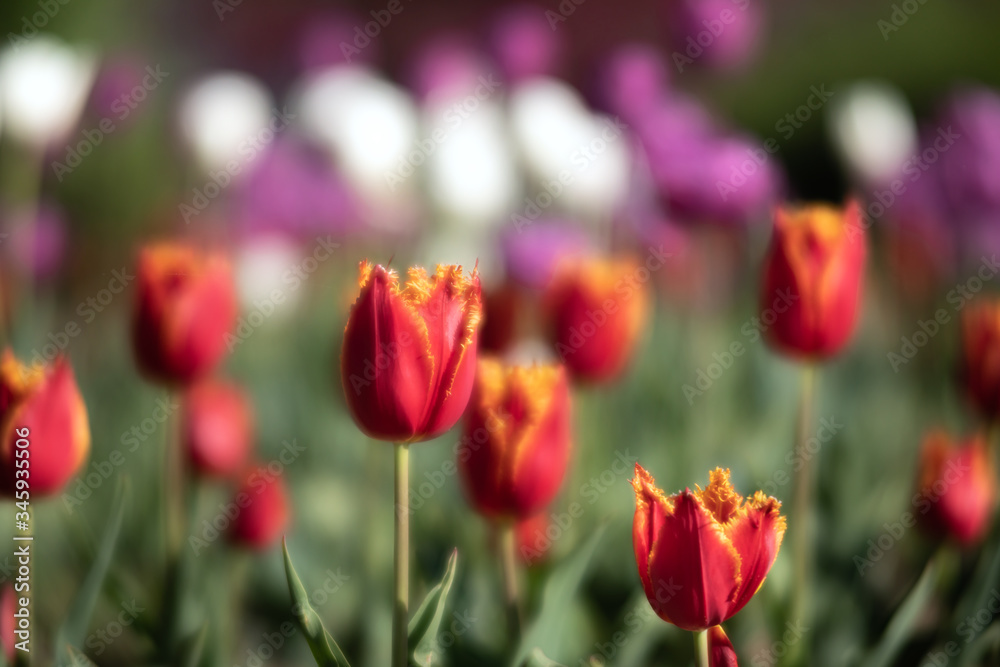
<box><xmin>696</xmin><ymin>468</ymin><xmax>743</xmax><ymax>524</ymax></box>
<box><xmin>1</xmin><ymin>349</ymin><xmax>45</xmax><ymax>398</ymax></box>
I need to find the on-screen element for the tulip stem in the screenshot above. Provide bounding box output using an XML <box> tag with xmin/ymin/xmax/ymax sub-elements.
<box><xmin>694</xmin><ymin>629</ymin><xmax>709</xmax><ymax>667</ymax></box>
<box><xmin>499</xmin><ymin>521</ymin><xmax>522</xmax><ymax>643</ymax></box>
<box><xmin>788</xmin><ymin>363</ymin><xmax>817</xmax><ymax>665</ymax></box>
<box><xmin>392</xmin><ymin>442</ymin><xmax>410</xmax><ymax>667</ymax></box>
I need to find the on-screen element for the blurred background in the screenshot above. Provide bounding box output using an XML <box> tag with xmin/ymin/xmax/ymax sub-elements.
<box><xmin>2</xmin><ymin>0</ymin><xmax>1000</xmax><ymax>665</ymax></box>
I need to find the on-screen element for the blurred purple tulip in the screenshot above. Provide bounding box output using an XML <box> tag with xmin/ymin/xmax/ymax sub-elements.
<box><xmin>936</xmin><ymin>87</ymin><xmax>1000</xmax><ymax>225</ymax></box>
<box><xmin>594</xmin><ymin>44</ymin><xmax>670</xmax><ymax>124</ymax></box>
<box><xmin>667</xmin><ymin>0</ymin><xmax>764</xmax><ymax>72</ymax></box>
<box><xmin>488</xmin><ymin>5</ymin><xmax>563</xmax><ymax>83</ymax></box>
<box><xmin>233</xmin><ymin>138</ymin><xmax>361</xmax><ymax>238</ymax></box>
<box><xmin>5</xmin><ymin>203</ymin><xmax>67</xmax><ymax>281</ymax></box>
<box><xmin>299</xmin><ymin>10</ymin><xmax>381</xmax><ymax>70</ymax></box>
<box><xmin>88</xmin><ymin>57</ymin><xmax>148</xmax><ymax>123</ymax></box>
<box><xmin>405</xmin><ymin>35</ymin><xmax>491</xmax><ymax>101</ymax></box>
<box><xmin>500</xmin><ymin>219</ymin><xmax>595</xmax><ymax>290</ymax></box>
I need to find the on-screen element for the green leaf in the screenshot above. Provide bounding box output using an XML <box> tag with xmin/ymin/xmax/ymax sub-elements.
<box><xmin>860</xmin><ymin>551</ymin><xmax>943</xmax><ymax>667</ymax></box>
<box><xmin>54</xmin><ymin>477</ymin><xmax>129</xmax><ymax>664</ymax></box>
<box><xmin>177</xmin><ymin>625</ymin><xmax>208</xmax><ymax>667</ymax></box>
<box><xmin>510</xmin><ymin>523</ymin><xmax>607</xmax><ymax>667</ymax></box>
<box><xmin>408</xmin><ymin>549</ymin><xmax>459</xmax><ymax>667</ymax></box>
<box><xmin>282</xmin><ymin>539</ymin><xmax>352</xmax><ymax>667</ymax></box>
<box><xmin>65</xmin><ymin>647</ymin><xmax>97</xmax><ymax>667</ymax></box>
<box><xmin>523</xmin><ymin>647</ymin><xmax>568</xmax><ymax>666</ymax></box>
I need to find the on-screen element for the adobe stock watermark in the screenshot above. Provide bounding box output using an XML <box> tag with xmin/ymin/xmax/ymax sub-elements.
<box><xmin>519</xmin><ymin>450</ymin><xmax>635</xmax><ymax>563</ymax></box>
<box><xmin>716</xmin><ymin>84</ymin><xmax>834</xmax><ymax>202</ymax></box>
<box><xmin>51</xmin><ymin>65</ymin><xmax>170</xmax><ymax>181</ymax></box>
<box><xmin>751</xmin><ymin>621</ymin><xmax>809</xmax><ymax>667</ymax></box>
<box><xmin>84</xmin><ymin>599</ymin><xmax>145</xmax><ymax>657</ymax></box>
<box><xmin>671</xmin><ymin>0</ymin><xmax>751</xmax><ymax>72</ymax></box>
<box><xmin>25</xmin><ymin>267</ymin><xmax>134</xmax><ymax>369</ymax></box>
<box><xmin>235</xmin><ymin>567</ymin><xmax>351</xmax><ymax>667</ymax></box>
<box><xmin>6</xmin><ymin>0</ymin><xmax>73</xmax><ymax>50</ymax></box>
<box><xmin>682</xmin><ymin>288</ymin><xmax>798</xmax><ymax>405</ymax></box>
<box><xmin>226</xmin><ymin>236</ymin><xmax>340</xmax><ymax>352</ymax></box>
<box><xmin>757</xmin><ymin>417</ymin><xmax>844</xmax><ymax>497</ymax></box>
<box><xmin>188</xmin><ymin>440</ymin><xmax>306</xmax><ymax>555</ymax></box>
<box><xmin>179</xmin><ymin>106</ymin><xmax>296</xmax><ymax>224</ymax></box>
<box><xmin>552</xmin><ymin>244</ymin><xmax>671</xmax><ymax>365</ymax></box>
<box><xmin>336</xmin><ymin>0</ymin><xmax>414</xmax><ymax>62</ymax></box>
<box><xmin>510</xmin><ymin>116</ymin><xmax>629</xmax><ymax>232</ymax></box>
<box><xmin>887</xmin><ymin>254</ymin><xmax>1000</xmax><ymax>372</ymax></box>
<box><xmin>920</xmin><ymin>589</ymin><xmax>1000</xmax><ymax>666</ymax></box>
<box><xmin>854</xmin><ymin>455</ymin><xmax>970</xmax><ymax>575</ymax></box>
<box><xmin>384</xmin><ymin>74</ymin><xmax>503</xmax><ymax>191</ymax></box>
<box><xmin>545</xmin><ymin>0</ymin><xmax>588</xmax><ymax>30</ymax></box>
<box><xmin>583</xmin><ymin>577</ymin><xmax>683</xmax><ymax>666</ymax></box>
<box><xmin>62</xmin><ymin>396</ymin><xmax>180</xmax><ymax>513</ymax></box>
<box><xmin>878</xmin><ymin>0</ymin><xmax>931</xmax><ymax>41</ymax></box>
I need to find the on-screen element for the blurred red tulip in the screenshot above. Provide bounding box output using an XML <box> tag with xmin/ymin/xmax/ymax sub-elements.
<box><xmin>132</xmin><ymin>243</ymin><xmax>237</xmax><ymax>386</ymax></box>
<box><xmin>341</xmin><ymin>262</ymin><xmax>482</xmax><ymax>443</ymax></box>
<box><xmin>631</xmin><ymin>465</ymin><xmax>785</xmax><ymax>631</ymax></box>
<box><xmin>459</xmin><ymin>359</ymin><xmax>571</xmax><ymax>520</ymax></box>
<box><xmin>760</xmin><ymin>201</ymin><xmax>866</xmax><ymax>359</ymax></box>
<box><xmin>709</xmin><ymin>625</ymin><xmax>738</xmax><ymax>667</ymax></box>
<box><xmin>184</xmin><ymin>379</ymin><xmax>253</xmax><ymax>478</ymax></box>
<box><xmin>917</xmin><ymin>431</ymin><xmax>996</xmax><ymax>546</ymax></box>
<box><xmin>0</xmin><ymin>350</ymin><xmax>89</xmax><ymax>496</ymax></box>
<box><xmin>545</xmin><ymin>256</ymin><xmax>649</xmax><ymax>382</ymax></box>
<box><xmin>961</xmin><ymin>298</ymin><xmax>1000</xmax><ymax>419</ymax></box>
<box><xmin>479</xmin><ymin>283</ymin><xmax>521</xmax><ymax>354</ymax></box>
<box><xmin>230</xmin><ymin>468</ymin><xmax>290</xmax><ymax>550</ymax></box>
<box><xmin>516</xmin><ymin>512</ymin><xmax>553</xmax><ymax>565</ymax></box>
<box><xmin>0</xmin><ymin>584</ymin><xmax>13</xmax><ymax>663</ymax></box>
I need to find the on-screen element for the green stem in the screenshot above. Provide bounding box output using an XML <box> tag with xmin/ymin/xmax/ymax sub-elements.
<box><xmin>499</xmin><ymin>521</ymin><xmax>522</xmax><ymax>643</ymax></box>
<box><xmin>788</xmin><ymin>364</ymin><xmax>817</xmax><ymax>664</ymax></box>
<box><xmin>694</xmin><ymin>629</ymin><xmax>709</xmax><ymax>667</ymax></box>
<box><xmin>392</xmin><ymin>443</ymin><xmax>410</xmax><ymax>667</ymax></box>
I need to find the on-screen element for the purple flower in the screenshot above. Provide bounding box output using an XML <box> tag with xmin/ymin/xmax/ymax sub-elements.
<box><xmin>5</xmin><ymin>203</ymin><xmax>67</xmax><ymax>281</ymax></box>
<box><xmin>936</xmin><ymin>87</ymin><xmax>1000</xmax><ymax>225</ymax></box>
<box><xmin>667</xmin><ymin>0</ymin><xmax>764</xmax><ymax>72</ymax></box>
<box><xmin>88</xmin><ymin>56</ymin><xmax>148</xmax><ymax>123</ymax></box>
<box><xmin>405</xmin><ymin>35</ymin><xmax>491</xmax><ymax>101</ymax></box>
<box><xmin>500</xmin><ymin>219</ymin><xmax>595</xmax><ymax>289</ymax></box>
<box><xmin>299</xmin><ymin>11</ymin><xmax>381</xmax><ymax>70</ymax></box>
<box><xmin>594</xmin><ymin>44</ymin><xmax>670</xmax><ymax>124</ymax></box>
<box><xmin>488</xmin><ymin>5</ymin><xmax>563</xmax><ymax>83</ymax></box>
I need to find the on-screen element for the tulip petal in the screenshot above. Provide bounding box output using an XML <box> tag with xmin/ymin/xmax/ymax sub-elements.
<box><xmin>647</xmin><ymin>490</ymin><xmax>741</xmax><ymax>630</ymax></box>
<box><xmin>722</xmin><ymin>492</ymin><xmax>786</xmax><ymax>617</ymax></box>
<box><xmin>631</xmin><ymin>464</ymin><xmax>674</xmax><ymax>604</ymax></box>
<box><xmin>708</xmin><ymin>625</ymin><xmax>739</xmax><ymax>667</ymax></box>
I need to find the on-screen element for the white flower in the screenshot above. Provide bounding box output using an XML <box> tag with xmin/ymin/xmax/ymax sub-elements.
<box><xmin>0</xmin><ymin>36</ymin><xmax>96</xmax><ymax>148</ymax></box>
<box><xmin>178</xmin><ymin>71</ymin><xmax>274</xmax><ymax>174</ymax></box>
<box><xmin>828</xmin><ymin>81</ymin><xmax>917</xmax><ymax>186</ymax></box>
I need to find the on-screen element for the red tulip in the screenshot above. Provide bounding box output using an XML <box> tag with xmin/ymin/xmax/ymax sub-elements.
<box><xmin>960</xmin><ymin>298</ymin><xmax>1000</xmax><ymax>419</ymax></box>
<box><xmin>183</xmin><ymin>379</ymin><xmax>253</xmax><ymax>478</ymax></box>
<box><xmin>341</xmin><ymin>262</ymin><xmax>482</xmax><ymax>443</ymax></box>
<box><xmin>631</xmin><ymin>465</ymin><xmax>785</xmax><ymax>631</ymax></box>
<box><xmin>760</xmin><ymin>200</ymin><xmax>866</xmax><ymax>359</ymax></box>
<box><xmin>709</xmin><ymin>625</ymin><xmax>738</xmax><ymax>667</ymax></box>
<box><xmin>230</xmin><ymin>467</ymin><xmax>290</xmax><ymax>550</ymax></box>
<box><xmin>0</xmin><ymin>350</ymin><xmax>89</xmax><ymax>496</ymax></box>
<box><xmin>516</xmin><ymin>513</ymin><xmax>553</xmax><ymax>565</ymax></box>
<box><xmin>458</xmin><ymin>358</ymin><xmax>571</xmax><ymax>519</ymax></box>
<box><xmin>479</xmin><ymin>283</ymin><xmax>521</xmax><ymax>354</ymax></box>
<box><xmin>917</xmin><ymin>431</ymin><xmax>996</xmax><ymax>545</ymax></box>
<box><xmin>132</xmin><ymin>243</ymin><xmax>237</xmax><ymax>386</ymax></box>
<box><xmin>545</xmin><ymin>256</ymin><xmax>648</xmax><ymax>382</ymax></box>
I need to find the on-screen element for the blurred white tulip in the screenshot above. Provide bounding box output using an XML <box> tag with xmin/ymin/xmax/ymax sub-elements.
<box><xmin>178</xmin><ymin>72</ymin><xmax>274</xmax><ymax>175</ymax></box>
<box><xmin>828</xmin><ymin>81</ymin><xmax>917</xmax><ymax>186</ymax></box>
<box><xmin>0</xmin><ymin>36</ymin><xmax>96</xmax><ymax>149</ymax></box>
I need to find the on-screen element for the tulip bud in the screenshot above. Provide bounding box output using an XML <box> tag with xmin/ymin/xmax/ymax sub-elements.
<box><xmin>631</xmin><ymin>465</ymin><xmax>785</xmax><ymax>631</ymax></box>
<box><xmin>916</xmin><ymin>431</ymin><xmax>996</xmax><ymax>546</ymax></box>
<box><xmin>0</xmin><ymin>350</ymin><xmax>90</xmax><ymax>496</ymax></box>
<box><xmin>132</xmin><ymin>243</ymin><xmax>237</xmax><ymax>386</ymax></box>
<box><xmin>960</xmin><ymin>298</ymin><xmax>1000</xmax><ymax>419</ymax></box>
<box><xmin>459</xmin><ymin>359</ymin><xmax>571</xmax><ymax>519</ymax></box>
<box><xmin>183</xmin><ymin>380</ymin><xmax>253</xmax><ymax>478</ymax></box>
<box><xmin>760</xmin><ymin>201</ymin><xmax>866</xmax><ymax>359</ymax></box>
<box><xmin>341</xmin><ymin>262</ymin><xmax>482</xmax><ymax>443</ymax></box>
<box><xmin>230</xmin><ymin>468</ymin><xmax>290</xmax><ymax>550</ymax></box>
<box><xmin>545</xmin><ymin>256</ymin><xmax>648</xmax><ymax>382</ymax></box>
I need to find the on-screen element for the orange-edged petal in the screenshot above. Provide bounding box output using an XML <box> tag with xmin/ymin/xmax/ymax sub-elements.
<box><xmin>631</xmin><ymin>464</ymin><xmax>674</xmax><ymax>605</ymax></box>
<box><xmin>647</xmin><ymin>490</ymin><xmax>741</xmax><ymax>630</ymax></box>
<box><xmin>708</xmin><ymin>625</ymin><xmax>739</xmax><ymax>667</ymax></box>
<box><xmin>341</xmin><ymin>264</ymin><xmax>435</xmax><ymax>441</ymax></box>
<box><xmin>721</xmin><ymin>491</ymin><xmax>786</xmax><ymax>619</ymax></box>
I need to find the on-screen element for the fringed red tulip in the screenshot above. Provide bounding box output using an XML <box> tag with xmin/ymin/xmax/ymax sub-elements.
<box><xmin>0</xmin><ymin>350</ymin><xmax>89</xmax><ymax>496</ymax></box>
<box><xmin>183</xmin><ymin>379</ymin><xmax>253</xmax><ymax>478</ymax></box>
<box><xmin>760</xmin><ymin>201</ymin><xmax>866</xmax><ymax>359</ymax></box>
<box><xmin>132</xmin><ymin>243</ymin><xmax>237</xmax><ymax>386</ymax></box>
<box><xmin>917</xmin><ymin>431</ymin><xmax>996</xmax><ymax>546</ymax></box>
<box><xmin>230</xmin><ymin>467</ymin><xmax>290</xmax><ymax>550</ymax></box>
<box><xmin>341</xmin><ymin>262</ymin><xmax>482</xmax><ymax>443</ymax></box>
<box><xmin>631</xmin><ymin>465</ymin><xmax>786</xmax><ymax>631</ymax></box>
<box><xmin>545</xmin><ymin>256</ymin><xmax>648</xmax><ymax>382</ymax></box>
<box><xmin>960</xmin><ymin>298</ymin><xmax>1000</xmax><ymax>419</ymax></box>
<box><xmin>459</xmin><ymin>358</ymin><xmax>571</xmax><ymax>519</ymax></box>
